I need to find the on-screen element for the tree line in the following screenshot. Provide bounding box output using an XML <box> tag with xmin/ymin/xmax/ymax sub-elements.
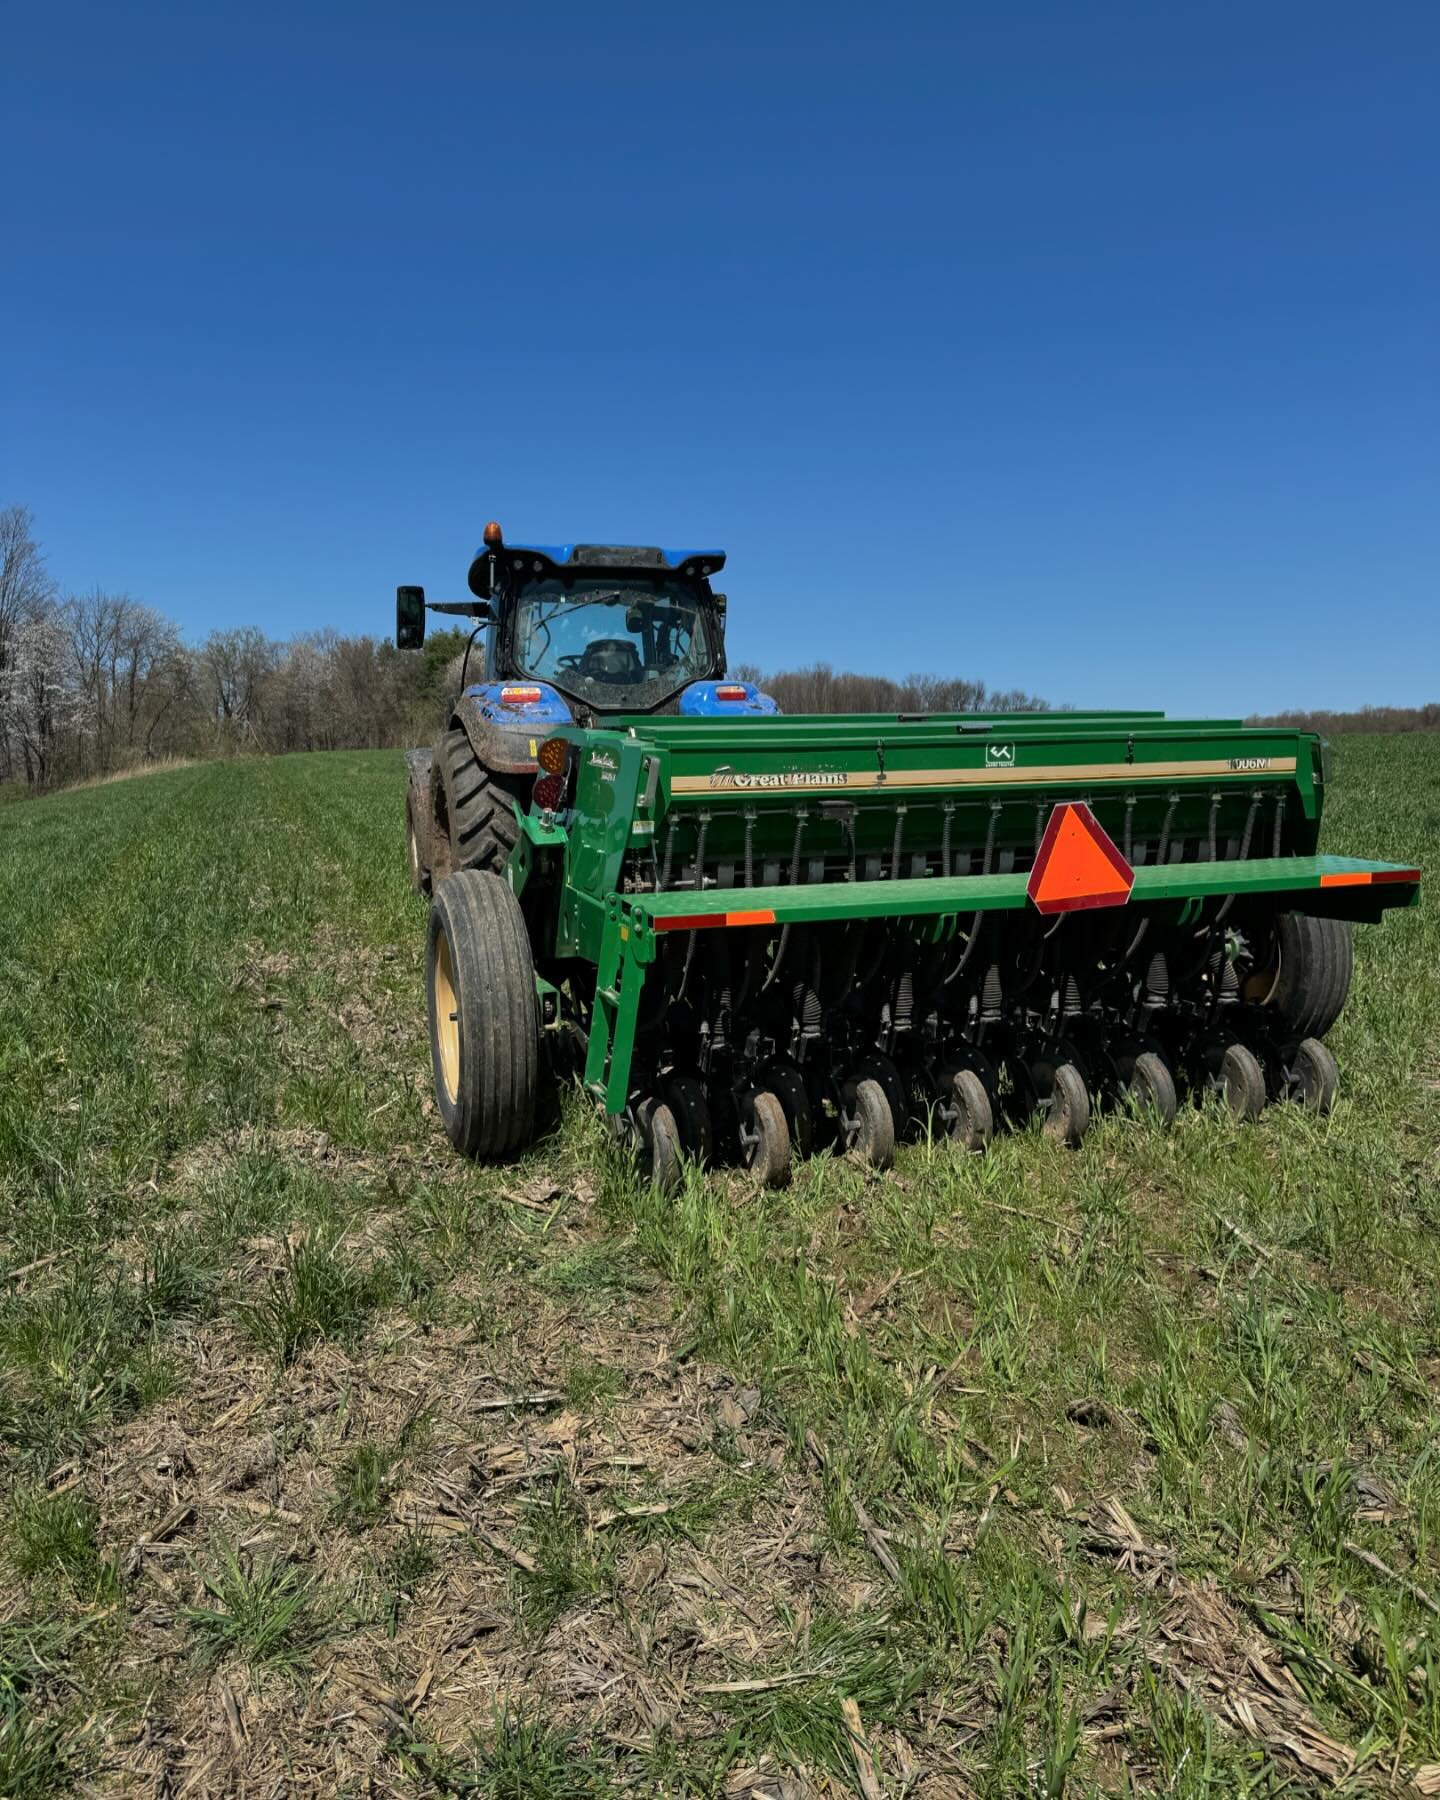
<box><xmin>732</xmin><ymin>662</ymin><xmax>1047</xmax><ymax>716</ymax></box>
<box><xmin>1</xmin><ymin>501</ymin><xmax>1056</xmax><ymax>794</ymax></box>
<box><xmin>1245</xmin><ymin>703</ymin><xmax>1440</xmax><ymax>734</ymax></box>
<box><xmin>0</xmin><ymin>505</ymin><xmax>468</xmax><ymax>791</ymax></box>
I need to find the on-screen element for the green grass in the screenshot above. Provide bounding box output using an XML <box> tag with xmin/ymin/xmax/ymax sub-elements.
<box><xmin>183</xmin><ymin>1543</ymin><xmax>330</xmax><ymax>1672</ymax></box>
<box><xmin>0</xmin><ymin>741</ymin><xmax>1437</xmax><ymax>1793</ymax></box>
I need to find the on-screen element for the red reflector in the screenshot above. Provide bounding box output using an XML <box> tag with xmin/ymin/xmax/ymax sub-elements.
<box><xmin>500</xmin><ymin>685</ymin><xmax>542</xmax><ymax>705</ymax></box>
<box><xmin>653</xmin><ymin>908</ymin><xmax>776</xmax><ymax>932</ymax></box>
<box><xmin>1027</xmin><ymin>802</ymin><xmax>1134</xmax><ymax>914</ymax></box>
<box><xmin>715</xmin><ymin>684</ymin><xmax>748</xmax><ymax>701</ymax></box>
<box><xmin>1320</xmin><ymin>867</ymin><xmax>1421</xmax><ymax>888</ymax></box>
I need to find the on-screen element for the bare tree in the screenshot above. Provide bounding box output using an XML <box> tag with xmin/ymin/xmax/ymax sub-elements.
<box><xmin>200</xmin><ymin>627</ymin><xmax>278</xmax><ymax>744</ymax></box>
<box><xmin>0</xmin><ymin>506</ymin><xmax>58</xmax><ymax>780</ymax></box>
<box><xmin>5</xmin><ymin>609</ymin><xmax>79</xmax><ymax>788</ymax></box>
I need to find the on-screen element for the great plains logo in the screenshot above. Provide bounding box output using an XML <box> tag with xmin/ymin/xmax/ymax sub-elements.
<box><xmin>1228</xmin><ymin>757</ymin><xmax>1272</xmax><ymax>771</ymax></box>
<box><xmin>708</xmin><ymin>765</ymin><xmax>850</xmax><ymax>790</ymax></box>
<box><xmin>986</xmin><ymin>742</ymin><xmax>1017</xmax><ymax>768</ymax></box>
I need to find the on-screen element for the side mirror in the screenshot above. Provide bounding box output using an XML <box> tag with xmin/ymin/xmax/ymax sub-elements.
<box><xmin>396</xmin><ymin>585</ymin><xmax>426</xmax><ymax>650</ymax></box>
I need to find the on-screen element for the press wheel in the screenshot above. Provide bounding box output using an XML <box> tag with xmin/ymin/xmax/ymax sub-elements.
<box><xmin>1127</xmin><ymin>1050</ymin><xmax>1178</xmax><ymax>1126</ymax></box>
<box><xmin>1219</xmin><ymin>1042</ymin><xmax>1266</xmax><ymax>1121</ymax></box>
<box><xmin>739</xmin><ymin>1089</ymin><xmax>791</xmax><ymax>1187</ymax></box>
<box><xmin>1037</xmin><ymin>1060</ymin><xmax>1090</xmax><ymax>1148</ymax></box>
<box><xmin>639</xmin><ymin>1100</ymin><xmax>683</xmax><ymax>1194</ymax></box>
<box><xmin>1289</xmin><ymin>1037</ymin><xmax>1338</xmax><ymax>1114</ymax></box>
<box><xmin>937</xmin><ymin>1064</ymin><xmax>994</xmax><ymax>1153</ymax></box>
<box><xmin>839</xmin><ymin>1075</ymin><xmax>895</xmax><ymax>1169</ymax></box>
<box><xmin>663</xmin><ymin>1074</ymin><xmax>713</xmax><ymax>1164</ymax></box>
<box><xmin>764</xmin><ymin>1062</ymin><xmax>815</xmax><ymax>1160</ymax></box>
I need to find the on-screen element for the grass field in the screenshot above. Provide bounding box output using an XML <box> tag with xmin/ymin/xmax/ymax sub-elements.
<box><xmin>1</xmin><ymin>737</ymin><xmax>1437</xmax><ymax>1798</ymax></box>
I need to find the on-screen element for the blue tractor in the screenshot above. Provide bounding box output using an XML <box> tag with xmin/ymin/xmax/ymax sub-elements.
<box><xmin>398</xmin><ymin>522</ymin><xmax>776</xmax><ymax>891</ymax></box>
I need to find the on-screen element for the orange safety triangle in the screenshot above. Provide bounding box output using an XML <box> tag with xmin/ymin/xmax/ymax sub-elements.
<box><xmin>1026</xmin><ymin>802</ymin><xmax>1135</xmax><ymax>914</ymax></box>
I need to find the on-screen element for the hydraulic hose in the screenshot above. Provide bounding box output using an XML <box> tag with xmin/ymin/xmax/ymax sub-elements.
<box><xmin>943</xmin><ymin>800</ymin><xmax>1001</xmax><ymax>987</ymax></box>
<box><xmin>760</xmin><ymin>810</ymin><xmax>809</xmax><ymax>993</ymax></box>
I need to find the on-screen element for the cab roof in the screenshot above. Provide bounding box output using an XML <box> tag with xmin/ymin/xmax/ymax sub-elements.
<box><xmin>469</xmin><ymin>541</ymin><xmax>725</xmax><ymax>598</ymax></box>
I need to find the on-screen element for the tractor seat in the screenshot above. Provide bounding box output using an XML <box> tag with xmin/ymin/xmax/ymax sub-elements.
<box><xmin>579</xmin><ymin>639</ymin><xmax>643</xmax><ymax>682</ymax></box>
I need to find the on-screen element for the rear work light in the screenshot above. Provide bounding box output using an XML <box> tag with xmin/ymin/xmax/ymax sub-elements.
<box><xmin>499</xmin><ymin>686</ymin><xmax>543</xmax><ymax>706</ymax></box>
<box><xmin>715</xmin><ymin>684</ymin><xmax>748</xmax><ymax>701</ymax></box>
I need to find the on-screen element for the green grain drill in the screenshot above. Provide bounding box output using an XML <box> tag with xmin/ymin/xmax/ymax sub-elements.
<box><xmin>397</xmin><ymin>527</ymin><xmax>1421</xmax><ymax>1186</ymax></box>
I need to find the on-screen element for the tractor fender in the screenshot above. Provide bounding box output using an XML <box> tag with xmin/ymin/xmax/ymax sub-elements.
<box><xmin>404</xmin><ymin>747</ymin><xmax>433</xmax><ymax>795</ymax></box>
<box><xmin>450</xmin><ymin>684</ymin><xmax>573</xmax><ymax>778</ymax></box>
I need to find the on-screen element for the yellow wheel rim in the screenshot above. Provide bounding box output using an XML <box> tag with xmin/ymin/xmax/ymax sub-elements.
<box><xmin>434</xmin><ymin>925</ymin><xmax>460</xmax><ymax>1103</ymax></box>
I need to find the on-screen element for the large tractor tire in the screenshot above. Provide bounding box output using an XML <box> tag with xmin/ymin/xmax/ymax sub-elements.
<box><xmin>1257</xmin><ymin>913</ymin><xmax>1353</xmax><ymax>1040</ymax></box>
<box><xmin>437</xmin><ymin>727</ymin><xmax>525</xmax><ymax>878</ymax></box>
<box><xmin>426</xmin><ymin>871</ymin><xmax>540</xmax><ymax>1159</ymax></box>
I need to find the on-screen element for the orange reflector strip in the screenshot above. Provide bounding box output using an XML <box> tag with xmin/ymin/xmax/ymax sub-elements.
<box><xmin>653</xmin><ymin>908</ymin><xmax>777</xmax><ymax>932</ymax></box>
<box><xmin>1321</xmin><ymin>867</ymin><xmax>1421</xmax><ymax>888</ymax></box>
<box><xmin>1027</xmin><ymin>802</ymin><xmax>1134</xmax><ymax>914</ymax></box>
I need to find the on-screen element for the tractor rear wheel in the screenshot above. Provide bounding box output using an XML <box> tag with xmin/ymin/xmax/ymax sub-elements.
<box><xmin>438</xmin><ymin>727</ymin><xmax>525</xmax><ymax>878</ymax></box>
<box><xmin>426</xmin><ymin>871</ymin><xmax>539</xmax><ymax>1159</ymax></box>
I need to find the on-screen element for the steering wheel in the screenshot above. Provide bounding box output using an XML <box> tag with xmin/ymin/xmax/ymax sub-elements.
<box><xmin>557</xmin><ymin>654</ymin><xmax>584</xmax><ymax>670</ymax></box>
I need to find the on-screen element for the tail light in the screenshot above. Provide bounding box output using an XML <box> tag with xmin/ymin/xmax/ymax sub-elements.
<box><xmin>537</xmin><ymin>735</ymin><xmax>570</xmax><ymax>774</ymax></box>
<box><xmin>533</xmin><ymin>772</ymin><xmax>568</xmax><ymax>812</ymax></box>
<box><xmin>716</xmin><ymin>684</ymin><xmax>749</xmax><ymax>702</ymax></box>
<box><xmin>500</xmin><ymin>685</ymin><xmax>543</xmax><ymax>706</ymax></box>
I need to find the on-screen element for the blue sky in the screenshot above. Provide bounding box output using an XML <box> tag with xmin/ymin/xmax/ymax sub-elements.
<box><xmin>2</xmin><ymin>1</ymin><xmax>1435</xmax><ymax>714</ymax></box>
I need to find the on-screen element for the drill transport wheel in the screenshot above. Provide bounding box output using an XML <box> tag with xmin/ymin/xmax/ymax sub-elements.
<box><xmin>1260</xmin><ymin>914</ymin><xmax>1354</xmax><ymax>1040</ymax></box>
<box><xmin>1127</xmin><ymin>1050</ymin><xmax>1178</xmax><ymax>1127</ymax></box>
<box><xmin>1289</xmin><ymin>1037</ymin><xmax>1339</xmax><ymax>1114</ymax></box>
<box><xmin>426</xmin><ymin>871</ymin><xmax>539</xmax><ymax>1160</ymax></box>
<box><xmin>739</xmin><ymin>1089</ymin><xmax>792</xmax><ymax>1187</ymax></box>
<box><xmin>1039</xmin><ymin>1061</ymin><xmax>1091</xmax><ymax>1148</ymax></box>
<box><xmin>939</xmin><ymin>1064</ymin><xmax>995</xmax><ymax>1153</ymax></box>
<box><xmin>1219</xmin><ymin>1042</ymin><xmax>1267</xmax><ymax>1121</ymax></box>
<box><xmin>840</xmin><ymin>1075</ymin><xmax>896</xmax><ymax>1169</ymax></box>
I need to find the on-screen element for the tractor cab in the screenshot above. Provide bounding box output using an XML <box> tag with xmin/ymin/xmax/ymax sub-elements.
<box><xmin>396</xmin><ymin>525</ymin><xmax>745</xmax><ymax>720</ymax></box>
<box><xmin>485</xmin><ymin>545</ymin><xmax>726</xmax><ymax>716</ymax></box>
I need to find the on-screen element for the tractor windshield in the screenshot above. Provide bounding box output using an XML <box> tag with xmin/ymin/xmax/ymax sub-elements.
<box><xmin>512</xmin><ymin>574</ymin><xmax>716</xmax><ymax>710</ymax></box>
